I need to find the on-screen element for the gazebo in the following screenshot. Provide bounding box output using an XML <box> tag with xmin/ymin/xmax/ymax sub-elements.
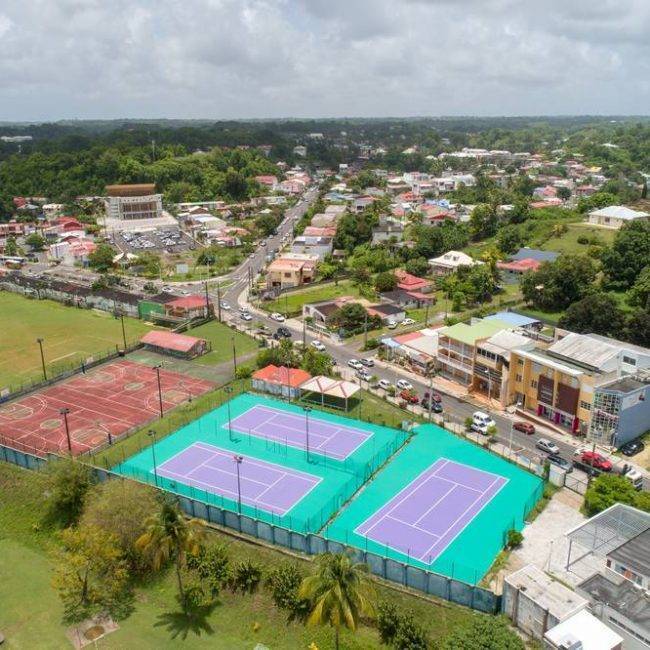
<box><xmin>299</xmin><ymin>375</ymin><xmax>360</xmax><ymax>411</ymax></box>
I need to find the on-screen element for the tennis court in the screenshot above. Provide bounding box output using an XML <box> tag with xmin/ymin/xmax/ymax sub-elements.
<box><xmin>157</xmin><ymin>442</ymin><xmax>321</xmax><ymax>515</ymax></box>
<box><xmin>226</xmin><ymin>404</ymin><xmax>371</xmax><ymax>460</ymax></box>
<box><xmin>355</xmin><ymin>459</ymin><xmax>507</xmax><ymax>563</ymax></box>
<box><xmin>114</xmin><ymin>392</ymin><xmax>409</xmax><ymax>532</ymax></box>
<box><xmin>325</xmin><ymin>423</ymin><xmax>543</xmax><ymax>584</ymax></box>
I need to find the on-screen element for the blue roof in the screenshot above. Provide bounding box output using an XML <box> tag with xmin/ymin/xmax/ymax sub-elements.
<box><xmin>484</xmin><ymin>311</ymin><xmax>540</xmax><ymax>327</ymax></box>
<box><xmin>511</xmin><ymin>248</ymin><xmax>559</xmax><ymax>263</ymax></box>
<box><xmin>380</xmin><ymin>337</ymin><xmax>401</xmax><ymax>349</ymax></box>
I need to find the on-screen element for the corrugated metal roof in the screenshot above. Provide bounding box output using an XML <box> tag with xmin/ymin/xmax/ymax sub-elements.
<box><xmin>548</xmin><ymin>333</ymin><xmax>620</xmax><ymax>370</ymax></box>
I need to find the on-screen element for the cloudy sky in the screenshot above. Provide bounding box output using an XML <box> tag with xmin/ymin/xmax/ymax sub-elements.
<box><xmin>1</xmin><ymin>0</ymin><xmax>649</xmax><ymax>121</ymax></box>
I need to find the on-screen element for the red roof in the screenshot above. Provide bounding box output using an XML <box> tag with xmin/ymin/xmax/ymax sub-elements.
<box><xmin>497</xmin><ymin>258</ymin><xmax>541</xmax><ymax>272</ymax></box>
<box><xmin>252</xmin><ymin>365</ymin><xmax>312</xmax><ymax>388</ymax></box>
<box><xmin>165</xmin><ymin>296</ymin><xmax>211</xmax><ymax>309</ymax></box>
<box><xmin>141</xmin><ymin>330</ymin><xmax>206</xmax><ymax>353</ymax></box>
<box><xmin>394</xmin><ymin>269</ymin><xmax>432</xmax><ymax>291</ymax></box>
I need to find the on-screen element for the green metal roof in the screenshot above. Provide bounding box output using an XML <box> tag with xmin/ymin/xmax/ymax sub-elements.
<box><xmin>439</xmin><ymin>319</ymin><xmax>512</xmax><ymax>346</ymax></box>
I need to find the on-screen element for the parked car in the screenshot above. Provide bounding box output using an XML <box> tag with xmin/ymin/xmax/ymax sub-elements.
<box><xmin>240</xmin><ymin>313</ymin><xmax>253</xmax><ymax>321</ymax></box>
<box><xmin>270</xmin><ymin>312</ymin><xmax>285</xmax><ymax>322</ymax></box>
<box><xmin>421</xmin><ymin>397</ymin><xmax>443</xmax><ymax>413</ymax></box>
<box><xmin>387</xmin><ymin>320</ymin><xmax>398</xmax><ymax>329</ymax></box>
<box><xmin>547</xmin><ymin>454</ymin><xmax>572</xmax><ymax>472</ymax></box>
<box><xmin>619</xmin><ymin>440</ymin><xmax>645</xmax><ymax>457</ymax></box>
<box><xmin>356</xmin><ymin>369</ymin><xmax>372</xmax><ymax>381</ymax></box>
<box><xmin>360</xmin><ymin>358</ymin><xmax>374</xmax><ymax>367</ymax></box>
<box><xmin>347</xmin><ymin>359</ymin><xmax>363</xmax><ymax>370</ymax></box>
<box><xmin>536</xmin><ymin>438</ymin><xmax>560</xmax><ymax>455</ymax></box>
<box><xmin>310</xmin><ymin>340</ymin><xmax>326</xmax><ymax>352</ymax></box>
<box><xmin>399</xmin><ymin>389</ymin><xmax>419</xmax><ymax>404</ymax></box>
<box><xmin>513</xmin><ymin>421</ymin><xmax>535</xmax><ymax>435</ymax></box>
<box><xmin>401</xmin><ymin>318</ymin><xmax>415</xmax><ymax>326</ymax></box>
<box><xmin>276</xmin><ymin>327</ymin><xmax>292</xmax><ymax>338</ymax></box>
<box><xmin>423</xmin><ymin>391</ymin><xmax>442</xmax><ymax>404</ymax></box>
<box><xmin>396</xmin><ymin>379</ymin><xmax>413</xmax><ymax>391</ymax></box>
<box><xmin>471</xmin><ymin>411</ymin><xmax>496</xmax><ymax>434</ymax></box>
<box><xmin>220</xmin><ymin>301</ymin><xmax>231</xmax><ymax>310</ymax></box>
<box><xmin>378</xmin><ymin>379</ymin><xmax>392</xmax><ymax>391</ymax></box>
<box><xmin>575</xmin><ymin>450</ymin><xmax>613</xmax><ymax>472</ymax></box>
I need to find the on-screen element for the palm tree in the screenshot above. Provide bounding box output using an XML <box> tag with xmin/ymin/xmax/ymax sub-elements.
<box><xmin>136</xmin><ymin>500</ymin><xmax>204</xmax><ymax>610</ymax></box>
<box><xmin>299</xmin><ymin>552</ymin><xmax>376</xmax><ymax>650</ymax></box>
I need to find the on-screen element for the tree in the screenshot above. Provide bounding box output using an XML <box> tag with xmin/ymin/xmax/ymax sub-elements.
<box><xmin>186</xmin><ymin>543</ymin><xmax>231</xmax><ymax>600</ymax></box>
<box><xmin>25</xmin><ymin>233</ymin><xmax>47</xmax><ymax>251</ymax></box>
<box><xmin>557</xmin><ymin>186</ymin><xmax>571</xmax><ymax>201</ymax></box>
<box><xmin>442</xmin><ymin>615</ymin><xmax>524</xmax><ymax>649</ymax></box>
<box><xmin>88</xmin><ymin>243</ymin><xmax>116</xmax><ymax>273</ymax></box>
<box><xmin>80</xmin><ymin>479</ymin><xmax>160</xmax><ymax>574</ymax></box>
<box><xmin>469</xmin><ymin>203</ymin><xmax>498</xmax><ymax>239</ymax></box>
<box><xmin>4</xmin><ymin>236</ymin><xmax>18</xmax><ymax>256</ymax></box>
<box><xmin>624</xmin><ymin>308</ymin><xmax>650</xmax><ymax>347</ymax></box>
<box><xmin>44</xmin><ymin>459</ymin><xmax>94</xmax><ymax>528</ymax></box>
<box><xmin>136</xmin><ymin>500</ymin><xmax>205</xmax><ymax>610</ymax></box>
<box><xmin>627</xmin><ymin>266</ymin><xmax>650</xmax><ymax>309</ymax></box>
<box><xmin>52</xmin><ymin>525</ymin><xmax>130</xmax><ymax>623</ymax></box>
<box><xmin>332</xmin><ymin>303</ymin><xmax>375</xmax><ymax>332</ymax></box>
<box><xmin>601</xmin><ymin>220</ymin><xmax>650</xmax><ymax>289</ymax></box>
<box><xmin>374</xmin><ymin>271</ymin><xmax>398</xmax><ymax>293</ymax></box>
<box><xmin>256</xmin><ymin>339</ymin><xmax>299</xmax><ymax>369</ymax></box>
<box><xmin>301</xmin><ymin>348</ymin><xmax>334</xmax><ymax>377</ymax></box>
<box><xmin>558</xmin><ymin>293</ymin><xmax>626</xmax><ymax>338</ymax></box>
<box><xmin>299</xmin><ymin>552</ymin><xmax>376</xmax><ymax>650</ymax></box>
<box><xmin>404</xmin><ymin>257</ymin><xmax>430</xmax><ymax>278</ymax></box>
<box><xmin>584</xmin><ymin>474</ymin><xmax>649</xmax><ymax>516</ymax></box>
<box><xmin>377</xmin><ymin>601</ymin><xmax>429</xmax><ymax>650</ymax></box>
<box><xmin>266</xmin><ymin>563</ymin><xmax>309</xmax><ymax>621</ymax></box>
<box><xmin>496</xmin><ymin>225</ymin><xmax>524</xmax><ymax>255</ymax></box>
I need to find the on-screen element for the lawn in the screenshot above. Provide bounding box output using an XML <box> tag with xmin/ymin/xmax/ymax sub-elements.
<box><xmin>261</xmin><ymin>280</ymin><xmax>367</xmax><ymax>316</ymax></box>
<box><xmin>185</xmin><ymin>320</ymin><xmax>260</xmax><ymax>366</ymax></box>
<box><xmin>0</xmin><ymin>292</ymin><xmax>153</xmax><ymax>392</ymax></box>
<box><xmin>540</xmin><ymin>222</ymin><xmax>617</xmax><ymax>255</ymax></box>
<box><xmin>0</xmin><ymin>461</ymin><xmax>476</xmax><ymax>649</ymax></box>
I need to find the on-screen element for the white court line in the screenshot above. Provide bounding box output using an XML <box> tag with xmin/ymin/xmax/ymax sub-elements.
<box><xmin>385</xmin><ymin>515</ymin><xmax>442</xmax><ymax>539</ymax></box>
<box><xmin>254</xmin><ymin>473</ymin><xmax>289</xmax><ymax>501</ymax></box>
<box><xmin>414</xmin><ymin>484</ymin><xmax>458</xmax><ymax>526</ymax></box>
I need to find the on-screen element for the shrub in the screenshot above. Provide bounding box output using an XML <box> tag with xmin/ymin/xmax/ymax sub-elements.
<box><xmin>44</xmin><ymin>459</ymin><xmax>94</xmax><ymax>528</ymax></box>
<box><xmin>464</xmin><ymin>416</ymin><xmax>474</xmax><ymax>431</ymax></box>
<box><xmin>377</xmin><ymin>602</ymin><xmax>429</xmax><ymax>649</ymax></box>
<box><xmin>377</xmin><ymin>601</ymin><xmax>401</xmax><ymax>645</ymax></box>
<box><xmin>235</xmin><ymin>365</ymin><xmax>253</xmax><ymax>379</ymax></box>
<box><xmin>266</xmin><ymin>563</ymin><xmax>310</xmax><ymax>621</ymax></box>
<box><xmin>577</xmin><ymin>235</ymin><xmax>590</xmax><ymax>245</ymax></box>
<box><xmin>187</xmin><ymin>543</ymin><xmax>231</xmax><ymax>598</ymax></box>
<box><xmin>230</xmin><ymin>559</ymin><xmax>263</xmax><ymax>594</ymax></box>
<box><xmin>506</xmin><ymin>529</ymin><xmax>524</xmax><ymax>549</ymax></box>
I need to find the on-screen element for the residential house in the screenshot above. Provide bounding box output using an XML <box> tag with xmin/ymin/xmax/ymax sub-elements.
<box><xmin>371</xmin><ymin>215</ymin><xmax>404</xmax><ymax>245</ymax></box>
<box><xmin>483</xmin><ymin>311</ymin><xmax>542</xmax><ymax>332</ymax></box>
<box><xmin>544</xmin><ymin>610</ymin><xmax>623</xmax><ymax>650</ymax></box>
<box><xmin>365</xmin><ymin>303</ymin><xmax>406</xmax><ymax>325</ymax></box>
<box><xmin>47</xmin><ymin>236</ymin><xmax>97</xmax><ymax>266</ymax></box>
<box><xmin>302</xmin><ymin>297</ymin><xmax>355</xmax><ymax>327</ymax></box>
<box><xmin>588</xmin><ymin>205</ymin><xmax>650</xmax><ymax>229</ymax></box>
<box><xmin>510</xmin><ymin>248</ymin><xmax>559</xmax><ymax>264</ymax></box>
<box><xmin>428</xmin><ymin>250</ymin><xmax>481</xmax><ymax>276</ymax></box>
<box><xmin>394</xmin><ymin>269</ymin><xmax>433</xmax><ymax>294</ymax></box>
<box><xmin>380</xmin><ymin>288</ymin><xmax>435</xmax><ymax>309</ymax></box>
<box><xmin>164</xmin><ymin>295</ymin><xmax>212</xmax><ymax>319</ymax></box>
<box><xmin>497</xmin><ymin>257</ymin><xmax>541</xmax><ymax>283</ymax></box>
<box><xmin>254</xmin><ymin>175</ymin><xmax>279</xmax><ymax>191</ymax></box>
<box><xmin>266</xmin><ymin>253</ymin><xmax>318</xmax><ymax>290</ymax></box>
<box><xmin>290</xmin><ymin>235</ymin><xmax>333</xmax><ymax>260</ymax></box>
<box><xmin>380</xmin><ymin>329</ymin><xmax>439</xmax><ymax>375</ymax></box>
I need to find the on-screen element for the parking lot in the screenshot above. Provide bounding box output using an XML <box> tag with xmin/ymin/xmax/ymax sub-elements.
<box><xmin>110</xmin><ymin>227</ymin><xmax>196</xmax><ymax>254</ymax></box>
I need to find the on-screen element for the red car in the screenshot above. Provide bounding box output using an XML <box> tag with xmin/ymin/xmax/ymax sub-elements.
<box><xmin>513</xmin><ymin>421</ymin><xmax>535</xmax><ymax>435</ymax></box>
<box><xmin>423</xmin><ymin>391</ymin><xmax>442</xmax><ymax>403</ymax></box>
<box><xmin>578</xmin><ymin>451</ymin><xmax>613</xmax><ymax>472</ymax></box>
<box><xmin>400</xmin><ymin>389</ymin><xmax>419</xmax><ymax>404</ymax></box>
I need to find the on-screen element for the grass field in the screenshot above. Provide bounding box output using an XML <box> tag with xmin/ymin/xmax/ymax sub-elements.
<box><xmin>0</xmin><ymin>293</ymin><xmax>153</xmax><ymax>391</ymax></box>
<box><xmin>540</xmin><ymin>222</ymin><xmax>617</xmax><ymax>255</ymax></box>
<box><xmin>0</xmin><ymin>461</ymin><xmax>477</xmax><ymax>649</ymax></box>
<box><xmin>185</xmin><ymin>321</ymin><xmax>260</xmax><ymax>365</ymax></box>
<box><xmin>261</xmin><ymin>280</ymin><xmax>367</xmax><ymax>315</ymax></box>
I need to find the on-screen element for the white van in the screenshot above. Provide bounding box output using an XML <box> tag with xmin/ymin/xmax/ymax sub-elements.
<box><xmin>471</xmin><ymin>411</ymin><xmax>496</xmax><ymax>434</ymax></box>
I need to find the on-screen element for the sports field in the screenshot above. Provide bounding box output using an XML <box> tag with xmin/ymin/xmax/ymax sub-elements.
<box><xmin>324</xmin><ymin>423</ymin><xmax>543</xmax><ymax>585</ymax></box>
<box><xmin>0</xmin><ymin>292</ymin><xmax>153</xmax><ymax>391</ymax></box>
<box><xmin>114</xmin><ymin>392</ymin><xmax>409</xmax><ymax>533</ymax></box>
<box><xmin>0</xmin><ymin>359</ymin><xmax>214</xmax><ymax>456</ymax></box>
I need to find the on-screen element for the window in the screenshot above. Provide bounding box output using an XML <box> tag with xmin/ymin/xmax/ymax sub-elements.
<box><xmin>516</xmin><ymin>374</ymin><xmax>522</xmax><ymax>382</ymax></box>
<box><xmin>517</xmin><ymin>358</ymin><xmax>524</xmax><ymax>366</ymax></box>
<box><xmin>531</xmin><ymin>379</ymin><xmax>538</xmax><ymax>389</ymax></box>
<box><xmin>623</xmin><ymin>355</ymin><xmax>636</xmax><ymax>366</ymax></box>
<box><xmin>579</xmin><ymin>400</ymin><xmax>591</xmax><ymax>411</ymax></box>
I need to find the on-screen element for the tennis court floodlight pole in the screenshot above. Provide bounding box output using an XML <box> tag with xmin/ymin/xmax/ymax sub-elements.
<box><xmin>303</xmin><ymin>406</ymin><xmax>312</xmax><ymax>461</ymax></box>
<box><xmin>36</xmin><ymin>338</ymin><xmax>47</xmax><ymax>381</ymax></box>
<box><xmin>232</xmin><ymin>336</ymin><xmax>238</xmax><ymax>373</ymax></box>
<box><xmin>155</xmin><ymin>366</ymin><xmax>164</xmax><ymax>418</ymax></box>
<box><xmin>224</xmin><ymin>386</ymin><xmax>233</xmax><ymax>441</ymax></box>
<box><xmin>234</xmin><ymin>454</ymin><xmax>243</xmax><ymax>514</ymax></box>
<box><xmin>148</xmin><ymin>430</ymin><xmax>158</xmax><ymax>486</ymax></box>
<box><xmin>204</xmin><ymin>282</ymin><xmax>210</xmax><ymax>319</ymax></box>
<box><xmin>119</xmin><ymin>312</ymin><xmax>127</xmax><ymax>349</ymax></box>
<box><xmin>60</xmin><ymin>407</ymin><xmax>72</xmax><ymax>455</ymax></box>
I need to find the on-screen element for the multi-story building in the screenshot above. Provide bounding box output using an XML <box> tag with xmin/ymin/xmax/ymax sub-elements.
<box><xmin>105</xmin><ymin>184</ymin><xmax>163</xmax><ymax>221</ymax></box>
<box><xmin>508</xmin><ymin>332</ymin><xmax>650</xmax><ymax>440</ymax></box>
<box><xmin>266</xmin><ymin>253</ymin><xmax>318</xmax><ymax>290</ymax></box>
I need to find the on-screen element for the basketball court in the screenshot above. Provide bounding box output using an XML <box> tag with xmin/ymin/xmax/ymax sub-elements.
<box><xmin>0</xmin><ymin>359</ymin><xmax>214</xmax><ymax>456</ymax></box>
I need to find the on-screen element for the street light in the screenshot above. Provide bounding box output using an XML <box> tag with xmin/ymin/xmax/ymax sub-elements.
<box><xmin>59</xmin><ymin>407</ymin><xmax>72</xmax><ymax>455</ymax></box>
<box><xmin>36</xmin><ymin>338</ymin><xmax>47</xmax><ymax>381</ymax></box>
<box><xmin>507</xmin><ymin>401</ymin><xmax>523</xmax><ymax>458</ymax></box>
<box><xmin>303</xmin><ymin>406</ymin><xmax>312</xmax><ymax>461</ymax></box>
<box><xmin>233</xmin><ymin>454</ymin><xmax>244</xmax><ymax>514</ymax></box>
<box><xmin>224</xmin><ymin>386</ymin><xmax>234</xmax><ymax>441</ymax></box>
<box><xmin>232</xmin><ymin>336</ymin><xmax>238</xmax><ymax>374</ymax></box>
<box><xmin>148</xmin><ymin>429</ymin><xmax>158</xmax><ymax>487</ymax></box>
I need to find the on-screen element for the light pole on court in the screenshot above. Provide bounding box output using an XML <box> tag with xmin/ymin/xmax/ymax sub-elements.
<box><xmin>148</xmin><ymin>429</ymin><xmax>158</xmax><ymax>487</ymax></box>
<box><xmin>303</xmin><ymin>405</ymin><xmax>312</xmax><ymax>462</ymax></box>
<box><xmin>224</xmin><ymin>386</ymin><xmax>233</xmax><ymax>441</ymax></box>
<box><xmin>233</xmin><ymin>454</ymin><xmax>244</xmax><ymax>514</ymax></box>
<box><xmin>154</xmin><ymin>365</ymin><xmax>164</xmax><ymax>418</ymax></box>
<box><xmin>36</xmin><ymin>338</ymin><xmax>47</xmax><ymax>381</ymax></box>
<box><xmin>59</xmin><ymin>407</ymin><xmax>72</xmax><ymax>455</ymax></box>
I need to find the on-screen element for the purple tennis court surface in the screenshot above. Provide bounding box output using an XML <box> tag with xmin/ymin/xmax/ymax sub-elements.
<box><xmin>156</xmin><ymin>442</ymin><xmax>321</xmax><ymax>515</ymax></box>
<box><xmin>355</xmin><ymin>458</ymin><xmax>507</xmax><ymax>563</ymax></box>
<box><xmin>225</xmin><ymin>405</ymin><xmax>371</xmax><ymax>460</ymax></box>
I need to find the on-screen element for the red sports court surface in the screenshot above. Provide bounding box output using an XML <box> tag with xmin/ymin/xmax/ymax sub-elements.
<box><xmin>0</xmin><ymin>359</ymin><xmax>214</xmax><ymax>456</ymax></box>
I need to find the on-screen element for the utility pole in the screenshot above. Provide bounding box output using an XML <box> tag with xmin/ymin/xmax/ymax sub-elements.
<box><xmin>363</xmin><ymin>311</ymin><xmax>368</xmax><ymax>348</ymax></box>
<box><xmin>302</xmin><ymin>317</ymin><xmax>306</xmax><ymax>349</ymax></box>
<box><xmin>204</xmin><ymin>281</ymin><xmax>210</xmax><ymax>319</ymax></box>
<box><xmin>232</xmin><ymin>336</ymin><xmax>238</xmax><ymax>374</ymax></box>
<box><xmin>424</xmin><ymin>303</ymin><xmax>430</xmax><ymax>327</ymax></box>
<box><xmin>148</xmin><ymin>430</ymin><xmax>158</xmax><ymax>486</ymax></box>
<box><xmin>36</xmin><ymin>338</ymin><xmax>47</xmax><ymax>381</ymax></box>
<box><xmin>216</xmin><ymin>282</ymin><xmax>222</xmax><ymax>322</ymax></box>
<box><xmin>119</xmin><ymin>313</ymin><xmax>127</xmax><ymax>349</ymax></box>
<box><xmin>155</xmin><ymin>366</ymin><xmax>164</xmax><ymax>418</ymax></box>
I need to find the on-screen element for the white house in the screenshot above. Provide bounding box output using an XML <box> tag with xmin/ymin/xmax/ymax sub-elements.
<box><xmin>588</xmin><ymin>205</ymin><xmax>650</xmax><ymax>229</ymax></box>
<box><xmin>428</xmin><ymin>250</ymin><xmax>482</xmax><ymax>276</ymax></box>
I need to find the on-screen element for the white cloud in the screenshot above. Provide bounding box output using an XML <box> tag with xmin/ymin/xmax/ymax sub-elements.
<box><xmin>0</xmin><ymin>0</ymin><xmax>647</xmax><ymax>120</ymax></box>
